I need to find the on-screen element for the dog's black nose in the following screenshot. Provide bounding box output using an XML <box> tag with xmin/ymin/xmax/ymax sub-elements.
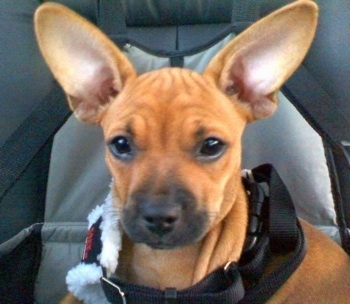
<box><xmin>141</xmin><ymin>203</ymin><xmax>181</xmax><ymax>237</ymax></box>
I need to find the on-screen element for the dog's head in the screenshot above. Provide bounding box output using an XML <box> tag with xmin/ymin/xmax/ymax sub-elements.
<box><xmin>35</xmin><ymin>1</ymin><xmax>317</xmax><ymax>250</ymax></box>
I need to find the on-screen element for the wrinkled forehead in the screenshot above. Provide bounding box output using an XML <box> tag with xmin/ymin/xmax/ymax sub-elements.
<box><xmin>101</xmin><ymin>68</ymin><xmax>245</xmax><ymax>138</ymax></box>
<box><xmin>107</xmin><ymin>67</ymin><xmax>235</xmax><ymax>117</ymax></box>
<box><xmin>123</xmin><ymin>68</ymin><xmax>217</xmax><ymax>103</ymax></box>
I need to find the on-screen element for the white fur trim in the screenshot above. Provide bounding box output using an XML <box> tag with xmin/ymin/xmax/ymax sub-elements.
<box><xmin>87</xmin><ymin>205</ymin><xmax>104</xmax><ymax>229</ymax></box>
<box><xmin>66</xmin><ymin>263</ymin><xmax>109</xmax><ymax>304</ymax></box>
<box><xmin>66</xmin><ymin>183</ymin><xmax>123</xmax><ymax>301</ymax></box>
<box><xmin>100</xmin><ymin>189</ymin><xmax>122</xmax><ymax>276</ymax></box>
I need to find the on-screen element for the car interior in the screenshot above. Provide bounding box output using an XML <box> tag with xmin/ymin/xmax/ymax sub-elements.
<box><xmin>0</xmin><ymin>0</ymin><xmax>349</xmax><ymax>303</ymax></box>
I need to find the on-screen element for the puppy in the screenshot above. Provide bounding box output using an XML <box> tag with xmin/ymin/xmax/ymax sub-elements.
<box><xmin>34</xmin><ymin>1</ymin><xmax>350</xmax><ymax>303</ymax></box>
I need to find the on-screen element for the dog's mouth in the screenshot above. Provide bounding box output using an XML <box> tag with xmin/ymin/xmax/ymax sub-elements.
<box><xmin>120</xmin><ymin>187</ymin><xmax>210</xmax><ymax>249</ymax></box>
<box><xmin>143</xmin><ymin>240</ymin><xmax>182</xmax><ymax>250</ymax></box>
<box><xmin>121</xmin><ymin>204</ymin><xmax>209</xmax><ymax>250</ymax></box>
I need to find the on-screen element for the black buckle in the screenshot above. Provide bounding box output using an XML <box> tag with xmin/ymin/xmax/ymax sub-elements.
<box><xmin>101</xmin><ymin>276</ymin><xmax>127</xmax><ymax>304</ymax></box>
<box><xmin>165</xmin><ymin>287</ymin><xmax>178</xmax><ymax>304</ymax></box>
<box><xmin>241</xmin><ymin>174</ymin><xmax>266</xmax><ymax>255</ymax></box>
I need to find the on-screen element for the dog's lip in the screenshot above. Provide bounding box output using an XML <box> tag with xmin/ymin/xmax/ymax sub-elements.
<box><xmin>143</xmin><ymin>240</ymin><xmax>178</xmax><ymax>250</ymax></box>
<box><xmin>140</xmin><ymin>234</ymin><xmax>205</xmax><ymax>250</ymax></box>
<box><xmin>140</xmin><ymin>238</ymin><xmax>192</xmax><ymax>250</ymax></box>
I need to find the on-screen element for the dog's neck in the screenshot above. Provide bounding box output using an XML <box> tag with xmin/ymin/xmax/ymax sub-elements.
<box><xmin>117</xmin><ymin>181</ymin><xmax>248</xmax><ymax>290</ymax></box>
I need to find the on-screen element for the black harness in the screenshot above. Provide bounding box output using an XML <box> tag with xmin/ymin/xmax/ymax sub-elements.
<box><xmin>82</xmin><ymin>164</ymin><xmax>306</xmax><ymax>303</ymax></box>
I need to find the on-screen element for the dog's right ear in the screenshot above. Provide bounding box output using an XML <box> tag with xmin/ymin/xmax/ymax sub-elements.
<box><xmin>34</xmin><ymin>3</ymin><xmax>136</xmax><ymax>124</ymax></box>
<box><xmin>204</xmin><ymin>0</ymin><xmax>318</xmax><ymax>122</ymax></box>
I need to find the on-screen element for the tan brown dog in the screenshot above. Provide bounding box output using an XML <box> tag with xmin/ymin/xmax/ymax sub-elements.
<box><xmin>34</xmin><ymin>1</ymin><xmax>350</xmax><ymax>303</ymax></box>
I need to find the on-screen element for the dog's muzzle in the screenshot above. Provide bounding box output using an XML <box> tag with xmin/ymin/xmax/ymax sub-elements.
<box><xmin>121</xmin><ymin>189</ymin><xmax>209</xmax><ymax>249</ymax></box>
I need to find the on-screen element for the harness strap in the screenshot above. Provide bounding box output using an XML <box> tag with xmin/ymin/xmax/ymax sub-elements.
<box><xmin>250</xmin><ymin>164</ymin><xmax>298</xmax><ymax>253</ymax></box>
<box><xmin>102</xmin><ymin>265</ymin><xmax>245</xmax><ymax>304</ymax></box>
<box><xmin>238</xmin><ymin>165</ymin><xmax>306</xmax><ymax>303</ymax></box>
<box><xmin>240</xmin><ymin>221</ymin><xmax>306</xmax><ymax>303</ymax></box>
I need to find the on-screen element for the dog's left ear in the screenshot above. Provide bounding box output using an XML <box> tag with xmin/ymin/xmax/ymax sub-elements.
<box><xmin>205</xmin><ymin>0</ymin><xmax>318</xmax><ymax>121</ymax></box>
<box><xmin>34</xmin><ymin>3</ymin><xmax>136</xmax><ymax>124</ymax></box>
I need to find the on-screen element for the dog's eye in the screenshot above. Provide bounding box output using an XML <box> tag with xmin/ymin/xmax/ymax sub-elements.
<box><xmin>108</xmin><ymin>136</ymin><xmax>133</xmax><ymax>160</ymax></box>
<box><xmin>198</xmin><ymin>137</ymin><xmax>226</xmax><ymax>159</ymax></box>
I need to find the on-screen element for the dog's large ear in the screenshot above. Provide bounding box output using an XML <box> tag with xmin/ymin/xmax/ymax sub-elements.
<box><xmin>34</xmin><ymin>3</ymin><xmax>136</xmax><ymax>123</ymax></box>
<box><xmin>205</xmin><ymin>1</ymin><xmax>318</xmax><ymax>121</ymax></box>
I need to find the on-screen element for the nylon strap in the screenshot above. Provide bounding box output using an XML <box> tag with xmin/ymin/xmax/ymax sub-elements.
<box><xmin>250</xmin><ymin>164</ymin><xmax>298</xmax><ymax>253</ymax></box>
<box><xmin>240</xmin><ymin>221</ymin><xmax>306</xmax><ymax>303</ymax></box>
<box><xmin>282</xmin><ymin>66</ymin><xmax>350</xmax><ymax>146</ymax></box>
<box><xmin>282</xmin><ymin>66</ymin><xmax>350</xmax><ymax>253</ymax></box>
<box><xmin>102</xmin><ymin>265</ymin><xmax>246</xmax><ymax>304</ymax></box>
<box><xmin>239</xmin><ymin>164</ymin><xmax>306</xmax><ymax>302</ymax></box>
<box><xmin>0</xmin><ymin>84</ymin><xmax>70</xmax><ymax>200</ymax></box>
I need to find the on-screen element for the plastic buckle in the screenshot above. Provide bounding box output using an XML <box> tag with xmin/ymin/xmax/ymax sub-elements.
<box><xmin>165</xmin><ymin>287</ymin><xmax>178</xmax><ymax>304</ymax></box>
<box><xmin>101</xmin><ymin>276</ymin><xmax>127</xmax><ymax>304</ymax></box>
<box><xmin>243</xmin><ymin>180</ymin><xmax>266</xmax><ymax>254</ymax></box>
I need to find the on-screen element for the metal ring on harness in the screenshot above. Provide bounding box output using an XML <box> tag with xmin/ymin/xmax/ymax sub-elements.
<box><xmin>101</xmin><ymin>276</ymin><xmax>127</xmax><ymax>304</ymax></box>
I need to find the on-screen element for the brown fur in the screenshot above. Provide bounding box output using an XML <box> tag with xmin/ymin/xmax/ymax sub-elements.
<box><xmin>34</xmin><ymin>1</ymin><xmax>350</xmax><ymax>303</ymax></box>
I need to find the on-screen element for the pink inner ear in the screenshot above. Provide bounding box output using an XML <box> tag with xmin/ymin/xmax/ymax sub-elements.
<box><xmin>223</xmin><ymin>55</ymin><xmax>257</xmax><ymax>103</ymax></box>
<box><xmin>221</xmin><ymin>53</ymin><xmax>278</xmax><ymax>120</ymax></box>
<box><xmin>223</xmin><ymin>59</ymin><xmax>245</xmax><ymax>96</ymax></box>
<box><xmin>98</xmin><ymin>76</ymin><xmax>120</xmax><ymax>103</ymax></box>
<box><xmin>78</xmin><ymin>65</ymin><xmax>120</xmax><ymax>105</ymax></box>
<box><xmin>62</xmin><ymin>35</ymin><xmax>123</xmax><ymax>105</ymax></box>
<box><xmin>69</xmin><ymin>66</ymin><xmax>121</xmax><ymax>123</ymax></box>
<box><xmin>75</xmin><ymin>100</ymin><xmax>100</xmax><ymax>122</ymax></box>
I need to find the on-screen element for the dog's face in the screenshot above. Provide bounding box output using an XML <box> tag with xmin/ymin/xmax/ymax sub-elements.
<box><xmin>35</xmin><ymin>1</ymin><xmax>317</xmax><ymax>249</ymax></box>
<box><xmin>101</xmin><ymin>69</ymin><xmax>246</xmax><ymax>248</ymax></box>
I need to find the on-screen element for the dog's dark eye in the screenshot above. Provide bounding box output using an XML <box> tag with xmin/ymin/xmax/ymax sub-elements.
<box><xmin>198</xmin><ymin>137</ymin><xmax>226</xmax><ymax>159</ymax></box>
<box><xmin>108</xmin><ymin>136</ymin><xmax>133</xmax><ymax>160</ymax></box>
